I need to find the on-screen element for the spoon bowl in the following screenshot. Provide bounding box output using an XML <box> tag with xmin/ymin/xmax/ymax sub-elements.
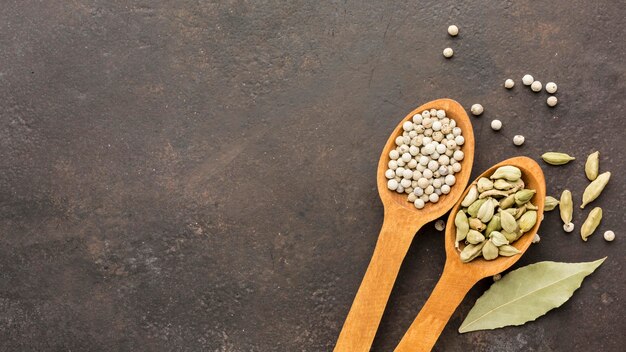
<box><xmin>335</xmin><ymin>99</ymin><xmax>475</xmax><ymax>352</ymax></box>
<box><xmin>394</xmin><ymin>156</ymin><xmax>546</xmax><ymax>352</ymax></box>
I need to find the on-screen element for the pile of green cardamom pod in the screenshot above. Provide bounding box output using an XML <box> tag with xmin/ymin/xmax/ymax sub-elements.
<box><xmin>455</xmin><ymin>166</ymin><xmax>538</xmax><ymax>263</ymax></box>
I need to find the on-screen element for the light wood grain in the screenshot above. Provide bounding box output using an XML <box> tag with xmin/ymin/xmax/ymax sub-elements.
<box><xmin>334</xmin><ymin>99</ymin><xmax>475</xmax><ymax>352</ymax></box>
<box><xmin>394</xmin><ymin>156</ymin><xmax>546</xmax><ymax>352</ymax></box>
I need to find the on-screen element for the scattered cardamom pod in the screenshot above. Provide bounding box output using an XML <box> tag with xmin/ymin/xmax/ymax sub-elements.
<box><xmin>477</xmin><ymin>177</ymin><xmax>494</xmax><ymax>192</ymax></box>
<box><xmin>485</xmin><ymin>213</ymin><xmax>502</xmax><ymax>236</ymax></box>
<box><xmin>580</xmin><ymin>207</ymin><xmax>602</xmax><ymax>242</ymax></box>
<box><xmin>477</xmin><ymin>198</ymin><xmax>496</xmax><ymax>223</ymax></box>
<box><xmin>469</xmin><ymin>217</ymin><xmax>486</xmax><ymax>231</ymax></box>
<box><xmin>498</xmin><ymin>244</ymin><xmax>522</xmax><ymax>257</ymax></box>
<box><xmin>460</xmin><ymin>242</ymin><xmax>486</xmax><ymax>263</ymax></box>
<box><xmin>490</xmin><ymin>231</ymin><xmax>509</xmax><ymax>246</ymax></box>
<box><xmin>559</xmin><ymin>189</ymin><xmax>573</xmax><ymax>224</ymax></box>
<box><xmin>541</xmin><ymin>152</ymin><xmax>575</xmax><ymax>165</ymax></box>
<box><xmin>544</xmin><ymin>196</ymin><xmax>559</xmax><ymax>211</ymax></box>
<box><xmin>581</xmin><ymin>172</ymin><xmax>611</xmax><ymax>209</ymax></box>
<box><xmin>455</xmin><ymin>210</ymin><xmax>469</xmax><ymax>249</ymax></box>
<box><xmin>490</xmin><ymin>165</ymin><xmax>522</xmax><ymax>181</ymax></box>
<box><xmin>482</xmin><ymin>240</ymin><xmax>499</xmax><ymax>260</ymax></box>
<box><xmin>584</xmin><ymin>151</ymin><xmax>599</xmax><ymax>181</ymax></box>
<box><xmin>467</xmin><ymin>198</ymin><xmax>487</xmax><ymax>218</ymax></box>
<box><xmin>514</xmin><ymin>189</ymin><xmax>536</xmax><ymax>206</ymax></box>
<box><xmin>500</xmin><ymin>210</ymin><xmax>518</xmax><ymax>233</ymax></box>
<box><xmin>518</xmin><ymin>210</ymin><xmax>538</xmax><ymax>233</ymax></box>
<box><xmin>499</xmin><ymin>194</ymin><xmax>516</xmax><ymax>209</ymax></box>
<box><xmin>467</xmin><ymin>230</ymin><xmax>486</xmax><ymax>244</ymax></box>
<box><xmin>461</xmin><ymin>185</ymin><xmax>478</xmax><ymax>207</ymax></box>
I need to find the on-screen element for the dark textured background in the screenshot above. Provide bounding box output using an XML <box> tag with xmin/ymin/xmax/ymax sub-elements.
<box><xmin>0</xmin><ymin>1</ymin><xmax>624</xmax><ymax>351</ymax></box>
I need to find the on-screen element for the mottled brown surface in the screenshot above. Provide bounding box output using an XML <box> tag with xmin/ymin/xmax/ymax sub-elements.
<box><xmin>0</xmin><ymin>1</ymin><xmax>624</xmax><ymax>351</ymax></box>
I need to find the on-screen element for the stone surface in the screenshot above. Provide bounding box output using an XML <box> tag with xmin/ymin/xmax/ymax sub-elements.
<box><xmin>0</xmin><ymin>1</ymin><xmax>624</xmax><ymax>351</ymax></box>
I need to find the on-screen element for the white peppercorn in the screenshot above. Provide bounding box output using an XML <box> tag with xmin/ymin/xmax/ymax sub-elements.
<box><xmin>389</xmin><ymin>150</ymin><xmax>399</xmax><ymax>160</ymax></box>
<box><xmin>387</xmin><ymin>179</ymin><xmax>399</xmax><ymax>190</ymax></box>
<box><xmin>604</xmin><ymin>230</ymin><xmax>615</xmax><ymax>242</ymax></box>
<box><xmin>563</xmin><ymin>222</ymin><xmax>575</xmax><ymax>232</ymax></box>
<box><xmin>425</xmin><ymin>185</ymin><xmax>434</xmax><ymax>195</ymax></box>
<box><xmin>401</xmin><ymin>153</ymin><xmax>412</xmax><ymax>162</ymax></box>
<box><xmin>385</xmin><ymin>169</ymin><xmax>395</xmax><ymax>179</ymax></box>
<box><xmin>429</xmin><ymin>193</ymin><xmax>439</xmax><ymax>203</ymax></box>
<box><xmin>402</xmin><ymin>169</ymin><xmax>413</xmax><ymax>179</ymax></box>
<box><xmin>407</xmin><ymin>159</ymin><xmax>418</xmax><ymax>169</ymax></box>
<box><xmin>513</xmin><ymin>135</ymin><xmax>525</xmax><ymax>146</ymax></box>
<box><xmin>445</xmin><ymin>174</ymin><xmax>456</xmax><ymax>186</ymax></box>
<box><xmin>453</xmin><ymin>150</ymin><xmax>464</xmax><ymax>161</ymax></box>
<box><xmin>504</xmin><ymin>79</ymin><xmax>514</xmax><ymax>89</ymax></box>
<box><xmin>396</xmin><ymin>185</ymin><xmax>404</xmax><ymax>193</ymax></box>
<box><xmin>400</xmin><ymin>178</ymin><xmax>412</xmax><ymax>188</ymax></box>
<box><xmin>436</xmin><ymin>110</ymin><xmax>446</xmax><ymax>118</ymax></box>
<box><xmin>522</xmin><ymin>74</ymin><xmax>534</xmax><ymax>86</ymax></box>
<box><xmin>454</xmin><ymin>135</ymin><xmax>465</xmax><ymax>146</ymax></box>
<box><xmin>547</xmin><ymin>96</ymin><xmax>558</xmax><ymax>107</ymax></box>
<box><xmin>408</xmin><ymin>193</ymin><xmax>417</xmax><ymax>202</ymax></box>
<box><xmin>388</xmin><ymin>160</ymin><xmax>398</xmax><ymax>170</ymax></box>
<box><xmin>423</xmin><ymin>169</ymin><xmax>433</xmax><ymax>179</ymax></box>
<box><xmin>441</xmin><ymin>184</ymin><xmax>451</xmax><ymax>194</ymax></box>
<box><xmin>443</xmin><ymin>47</ymin><xmax>454</xmax><ymax>58</ymax></box>
<box><xmin>414</xmin><ymin>199</ymin><xmax>425</xmax><ymax>209</ymax></box>
<box><xmin>490</xmin><ymin>119</ymin><xmax>502</xmax><ymax>131</ymax></box>
<box><xmin>545</xmin><ymin>82</ymin><xmax>557</xmax><ymax>94</ymax></box>
<box><xmin>452</xmin><ymin>163</ymin><xmax>461</xmax><ymax>173</ymax></box>
<box><xmin>396</xmin><ymin>159</ymin><xmax>405</xmax><ymax>167</ymax></box>
<box><xmin>531</xmin><ymin>81</ymin><xmax>542</xmax><ymax>92</ymax></box>
<box><xmin>414</xmin><ymin>187</ymin><xmax>424</xmax><ymax>196</ymax></box>
<box><xmin>447</xmin><ymin>25</ymin><xmax>459</xmax><ymax>36</ymax></box>
<box><xmin>470</xmin><ymin>104</ymin><xmax>484</xmax><ymax>116</ymax></box>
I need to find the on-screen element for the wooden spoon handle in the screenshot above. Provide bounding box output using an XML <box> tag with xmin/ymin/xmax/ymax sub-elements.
<box><xmin>334</xmin><ymin>213</ymin><xmax>420</xmax><ymax>352</ymax></box>
<box><xmin>394</xmin><ymin>267</ymin><xmax>476</xmax><ymax>352</ymax></box>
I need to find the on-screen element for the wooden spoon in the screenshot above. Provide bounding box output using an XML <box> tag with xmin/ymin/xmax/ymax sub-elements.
<box><xmin>334</xmin><ymin>99</ymin><xmax>475</xmax><ymax>352</ymax></box>
<box><xmin>394</xmin><ymin>156</ymin><xmax>546</xmax><ymax>352</ymax></box>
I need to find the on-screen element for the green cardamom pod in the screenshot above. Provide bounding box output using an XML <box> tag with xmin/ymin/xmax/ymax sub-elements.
<box><xmin>482</xmin><ymin>240</ymin><xmax>499</xmax><ymax>260</ymax></box>
<box><xmin>477</xmin><ymin>177</ymin><xmax>494</xmax><ymax>192</ymax></box>
<box><xmin>584</xmin><ymin>151</ymin><xmax>599</xmax><ymax>181</ymax></box>
<box><xmin>514</xmin><ymin>189</ymin><xmax>536</xmax><ymax>206</ymax></box>
<box><xmin>580</xmin><ymin>207</ymin><xmax>602</xmax><ymax>242</ymax></box>
<box><xmin>514</xmin><ymin>205</ymin><xmax>527</xmax><ymax>219</ymax></box>
<box><xmin>455</xmin><ymin>210</ymin><xmax>469</xmax><ymax>249</ymax></box>
<box><xmin>526</xmin><ymin>201</ymin><xmax>538</xmax><ymax>210</ymax></box>
<box><xmin>467</xmin><ymin>230</ymin><xmax>486</xmax><ymax>244</ymax></box>
<box><xmin>490</xmin><ymin>165</ymin><xmax>522</xmax><ymax>181</ymax></box>
<box><xmin>541</xmin><ymin>152</ymin><xmax>576</xmax><ymax>165</ymax></box>
<box><xmin>467</xmin><ymin>198</ymin><xmax>487</xmax><ymax>218</ymax></box>
<box><xmin>461</xmin><ymin>185</ymin><xmax>478</xmax><ymax>207</ymax></box>
<box><xmin>500</xmin><ymin>209</ymin><xmax>518</xmax><ymax>233</ymax></box>
<box><xmin>581</xmin><ymin>172</ymin><xmax>611</xmax><ymax>209</ymax></box>
<box><xmin>460</xmin><ymin>241</ymin><xmax>486</xmax><ymax>263</ymax></box>
<box><xmin>478</xmin><ymin>189</ymin><xmax>510</xmax><ymax>199</ymax></box>
<box><xmin>493</xmin><ymin>179</ymin><xmax>514</xmax><ymax>190</ymax></box>
<box><xmin>477</xmin><ymin>198</ymin><xmax>496</xmax><ymax>223</ymax></box>
<box><xmin>559</xmin><ymin>189</ymin><xmax>573</xmax><ymax>224</ymax></box>
<box><xmin>544</xmin><ymin>196</ymin><xmax>559</xmax><ymax>211</ymax></box>
<box><xmin>518</xmin><ymin>210</ymin><xmax>538</xmax><ymax>232</ymax></box>
<box><xmin>499</xmin><ymin>194</ymin><xmax>516</xmax><ymax>209</ymax></box>
<box><xmin>489</xmin><ymin>231</ymin><xmax>509</xmax><ymax>247</ymax></box>
<box><xmin>498</xmin><ymin>244</ymin><xmax>521</xmax><ymax>257</ymax></box>
<box><xmin>469</xmin><ymin>218</ymin><xmax>486</xmax><ymax>231</ymax></box>
<box><xmin>501</xmin><ymin>230</ymin><xmax>519</xmax><ymax>242</ymax></box>
<box><xmin>485</xmin><ymin>213</ymin><xmax>502</xmax><ymax>236</ymax></box>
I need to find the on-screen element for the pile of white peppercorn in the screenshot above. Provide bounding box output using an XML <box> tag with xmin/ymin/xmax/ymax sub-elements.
<box><xmin>385</xmin><ymin>108</ymin><xmax>465</xmax><ymax>209</ymax></box>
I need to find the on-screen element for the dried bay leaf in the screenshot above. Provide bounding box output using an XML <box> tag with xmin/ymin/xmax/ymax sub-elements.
<box><xmin>459</xmin><ymin>257</ymin><xmax>606</xmax><ymax>333</ymax></box>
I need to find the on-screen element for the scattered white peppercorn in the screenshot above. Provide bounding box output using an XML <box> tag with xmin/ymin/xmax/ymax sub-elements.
<box><xmin>513</xmin><ymin>135</ymin><xmax>525</xmax><ymax>146</ymax></box>
<box><xmin>545</xmin><ymin>82</ymin><xmax>557</xmax><ymax>94</ymax></box>
<box><xmin>522</xmin><ymin>74</ymin><xmax>534</xmax><ymax>86</ymax></box>
<box><xmin>490</xmin><ymin>119</ymin><xmax>502</xmax><ymax>131</ymax></box>
<box><xmin>547</xmin><ymin>96</ymin><xmax>558</xmax><ymax>107</ymax></box>
<box><xmin>532</xmin><ymin>233</ymin><xmax>541</xmax><ymax>243</ymax></box>
<box><xmin>443</xmin><ymin>48</ymin><xmax>454</xmax><ymax>58</ymax></box>
<box><xmin>435</xmin><ymin>219</ymin><xmax>446</xmax><ymax>231</ymax></box>
<box><xmin>447</xmin><ymin>25</ymin><xmax>459</xmax><ymax>36</ymax></box>
<box><xmin>504</xmin><ymin>79</ymin><xmax>515</xmax><ymax>89</ymax></box>
<box><xmin>493</xmin><ymin>274</ymin><xmax>502</xmax><ymax>281</ymax></box>
<box><xmin>603</xmin><ymin>230</ymin><xmax>615</xmax><ymax>242</ymax></box>
<box><xmin>470</xmin><ymin>104</ymin><xmax>483</xmax><ymax>116</ymax></box>
<box><xmin>531</xmin><ymin>81</ymin><xmax>542</xmax><ymax>92</ymax></box>
<box><xmin>563</xmin><ymin>222</ymin><xmax>575</xmax><ymax>233</ymax></box>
